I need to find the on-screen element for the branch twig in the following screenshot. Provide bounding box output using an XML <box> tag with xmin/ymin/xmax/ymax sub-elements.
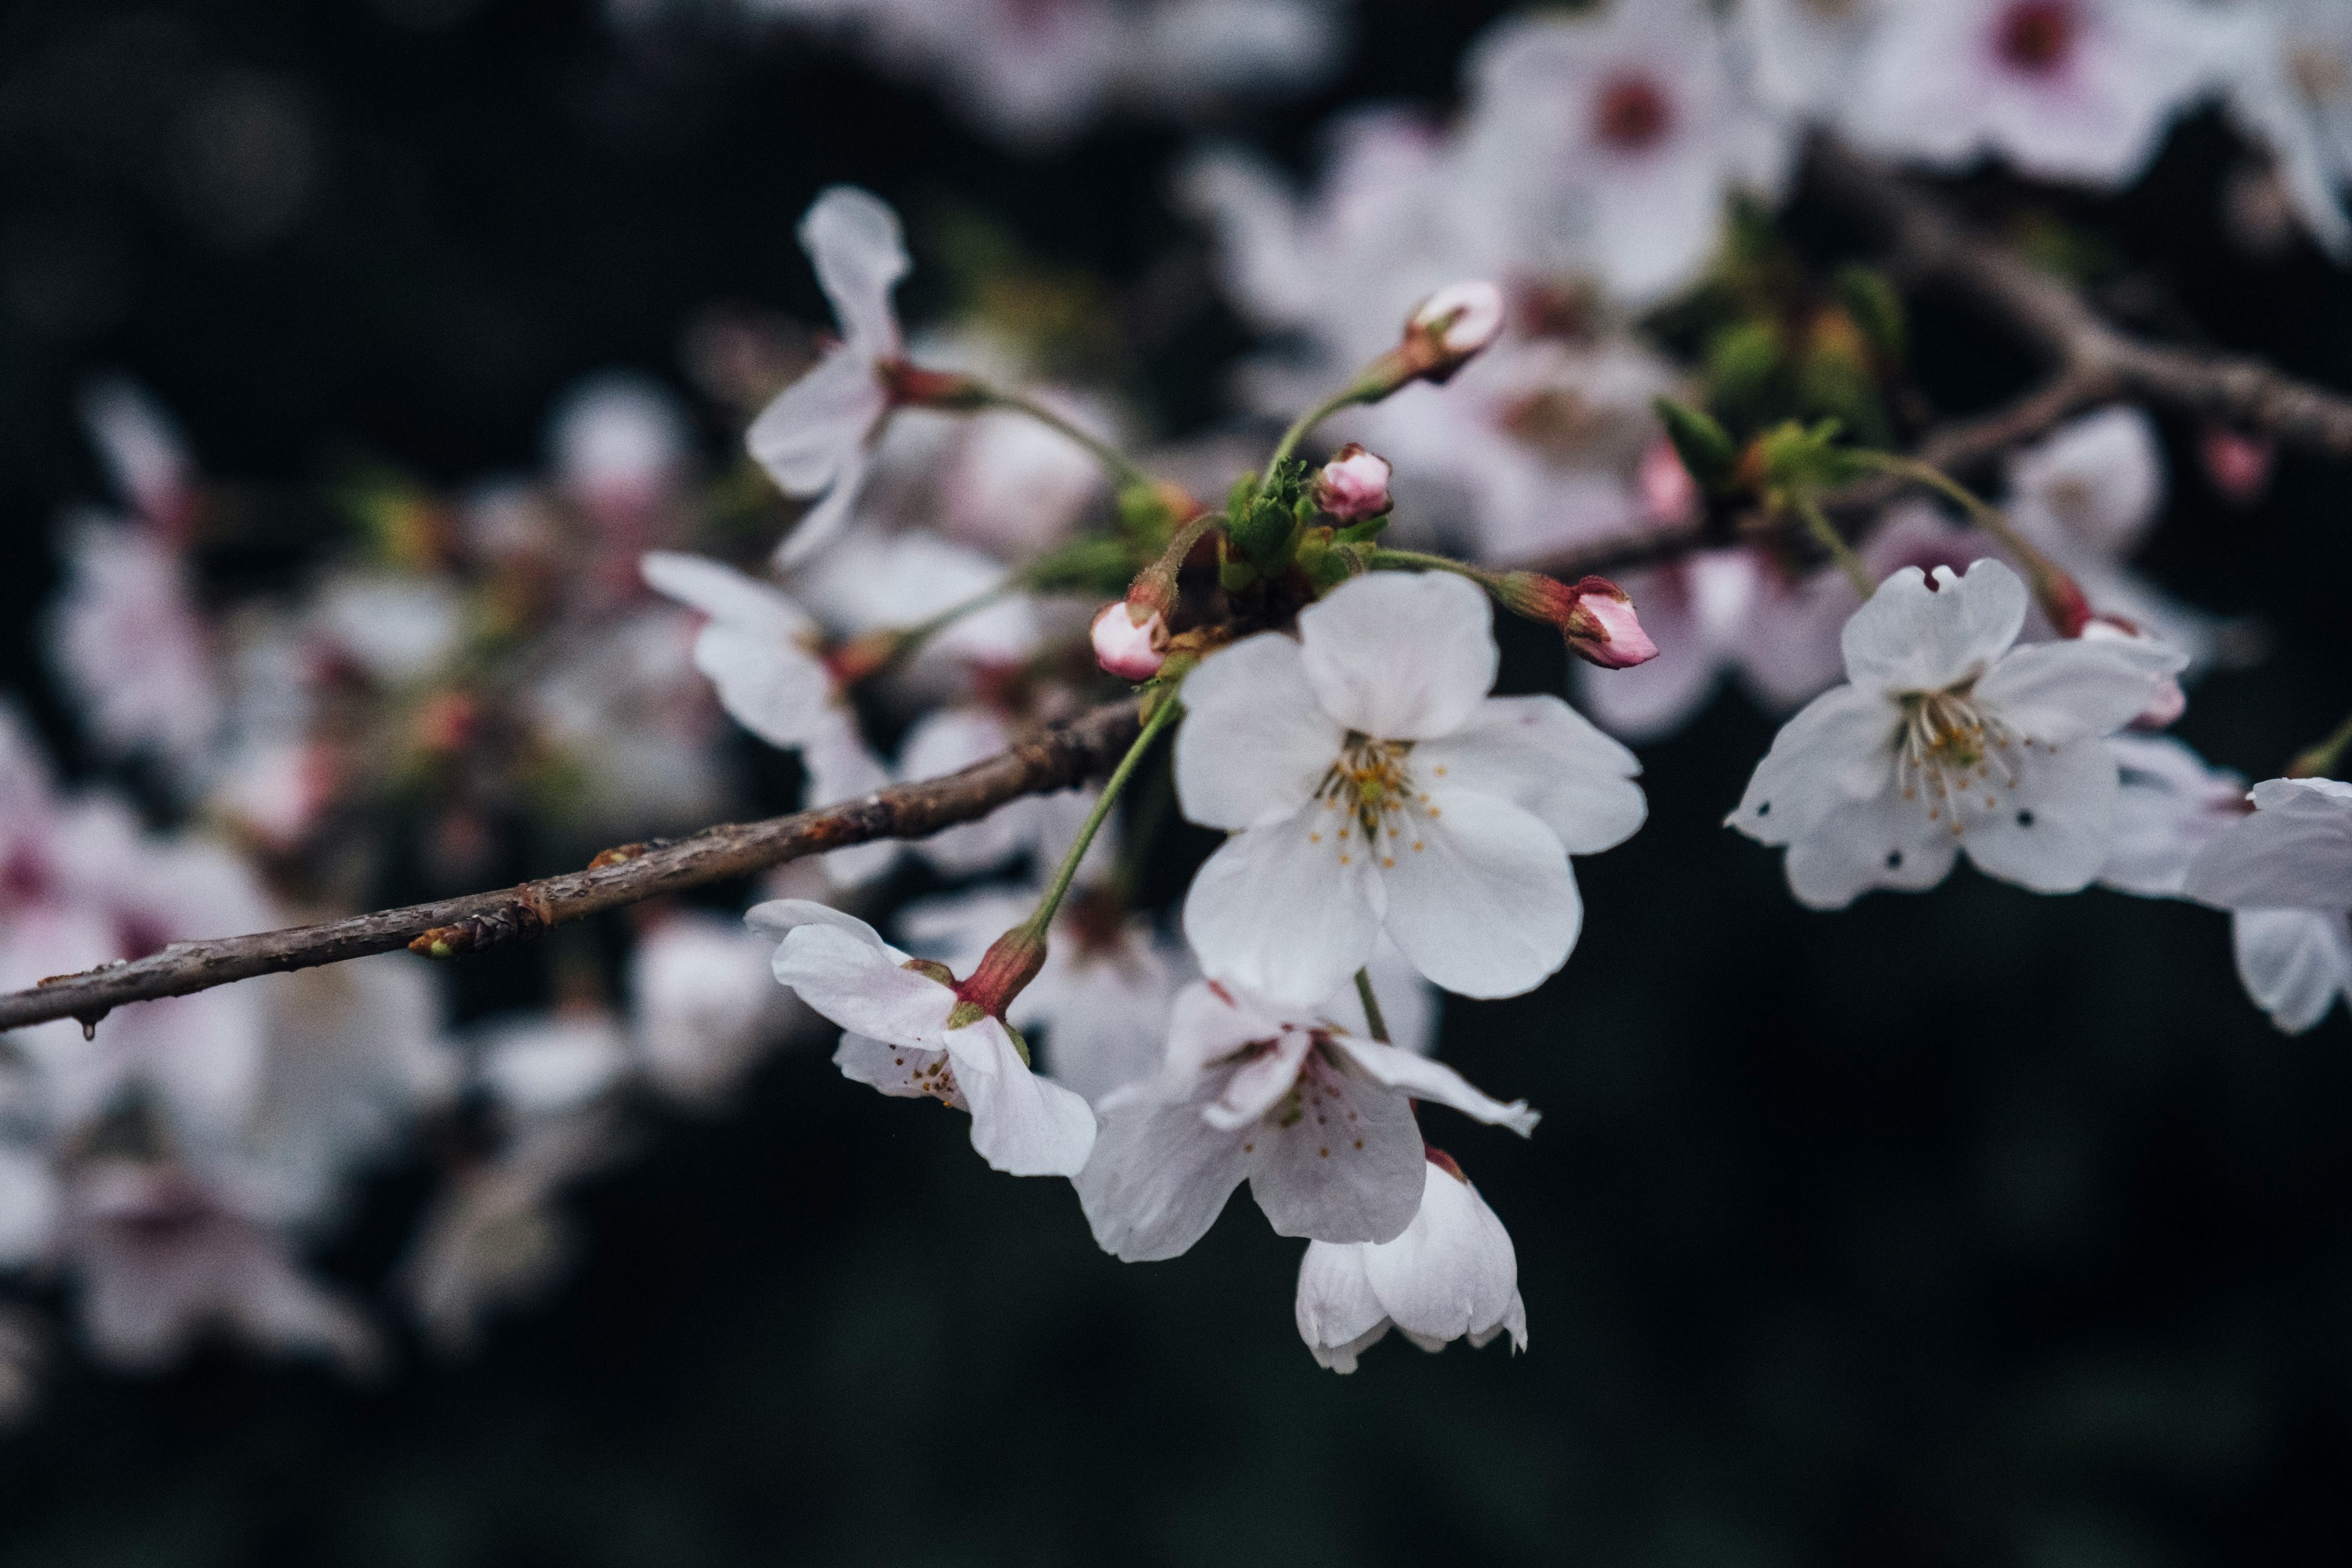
<box><xmin>0</xmin><ymin>700</ymin><xmax>1144</xmax><ymax>1035</ymax></box>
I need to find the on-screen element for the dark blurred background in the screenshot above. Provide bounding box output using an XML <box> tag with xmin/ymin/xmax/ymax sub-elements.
<box><xmin>6</xmin><ymin>1</ymin><xmax>2352</xmax><ymax>1562</ymax></box>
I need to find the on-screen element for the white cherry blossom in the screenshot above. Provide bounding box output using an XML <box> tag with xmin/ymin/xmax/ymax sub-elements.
<box><xmin>1733</xmin><ymin>0</ymin><xmax>1890</xmax><ymax>124</ymax></box>
<box><xmin>748</xmin><ymin>900</ymin><xmax>1096</xmax><ymax>1176</ymax></box>
<box><xmin>1178</xmin><ymin>570</ymin><xmax>1646</xmax><ymax>1007</ymax></box>
<box><xmin>2186</xmin><ymin>776</ymin><xmax>2352</xmax><ymax>1033</ymax></box>
<box><xmin>1075</xmin><ymin>979</ymin><xmax>1537</xmax><ymax>1262</ymax></box>
<box><xmin>1294</xmin><ymin>1150</ymin><xmax>1526</xmax><ymax>1374</ymax></box>
<box><xmin>2217</xmin><ymin>0</ymin><xmax>2352</xmax><ymax>258</ymax></box>
<box><xmin>629</xmin><ymin>910</ymin><xmax>804</xmax><ymax>1107</ymax></box>
<box><xmin>747</xmin><ymin>187</ymin><xmax>911</xmax><ymax>567</ymax></box>
<box><xmin>48</xmin><ymin>514</ymin><xmax>222</xmax><ymax>780</ymax></box>
<box><xmin>1731</xmin><ymin>559</ymin><xmax>2187</xmax><ymax>909</ymax></box>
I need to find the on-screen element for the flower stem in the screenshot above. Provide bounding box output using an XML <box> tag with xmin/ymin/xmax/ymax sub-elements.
<box><xmin>1792</xmin><ymin>495</ymin><xmax>1876</xmax><ymax>601</ymax></box>
<box><xmin>1019</xmin><ymin>692</ymin><xmax>1182</xmax><ymax>941</ymax></box>
<box><xmin>1359</xmin><ymin>547</ymin><xmax>1490</xmax><ymax>584</ymax></box>
<box><xmin>1849</xmin><ymin>452</ymin><xmax>2087</xmax><ymax>630</ymax></box>
<box><xmin>1267</xmin><ymin>382</ymin><xmax>1379</xmax><ymax>475</ymax></box>
<box><xmin>1352</xmin><ymin>967</ymin><xmax>1392</xmax><ymax>1044</ymax></box>
<box><xmin>979</xmin><ymin>387</ymin><xmax>1154</xmax><ymax>492</ymax></box>
<box><xmin>2290</xmin><ymin>710</ymin><xmax>2352</xmax><ymax>779</ymax></box>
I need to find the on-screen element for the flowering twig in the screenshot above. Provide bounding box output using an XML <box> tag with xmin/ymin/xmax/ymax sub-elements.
<box><xmin>0</xmin><ymin>699</ymin><xmax>1146</xmax><ymax>1036</ymax></box>
<box><xmin>1809</xmin><ymin>137</ymin><xmax>2352</xmax><ymax>456</ymax></box>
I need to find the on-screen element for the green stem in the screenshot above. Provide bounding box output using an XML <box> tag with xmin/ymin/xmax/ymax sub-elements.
<box><xmin>1848</xmin><ymin>451</ymin><xmax>2081</xmax><ymax>616</ymax></box>
<box><xmin>2290</xmin><ymin>710</ymin><xmax>2352</xmax><ymax>780</ymax></box>
<box><xmin>1792</xmin><ymin>495</ymin><xmax>1876</xmax><ymax>601</ymax></box>
<box><xmin>892</xmin><ymin>582</ymin><xmax>1014</xmax><ymax>651</ymax></box>
<box><xmin>1267</xmin><ymin>382</ymin><xmax>1379</xmax><ymax>475</ymax></box>
<box><xmin>1359</xmin><ymin>548</ymin><xmax>1493</xmax><ymax>585</ymax></box>
<box><xmin>1352</xmin><ymin>967</ymin><xmax>1392</xmax><ymax>1044</ymax></box>
<box><xmin>1109</xmin><ymin>747</ymin><xmax>1174</xmax><ymax>903</ymax></box>
<box><xmin>1020</xmin><ymin>695</ymin><xmax>1182</xmax><ymax>941</ymax></box>
<box><xmin>981</xmin><ymin>388</ymin><xmax>1154</xmax><ymax>492</ymax></box>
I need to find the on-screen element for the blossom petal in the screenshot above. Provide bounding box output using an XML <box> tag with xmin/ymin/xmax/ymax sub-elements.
<box><xmin>2187</xmin><ymin>780</ymin><xmax>2352</xmax><ymax>910</ymax></box>
<box><xmin>1780</xmin><ymin>785</ymin><xmax>1960</xmax><ymax>911</ymax></box>
<box><xmin>745</xmin><ymin>899</ymin><xmax>912</xmax><ymax>963</ymax></box>
<box><xmin>944</xmin><ymin>1019</ymin><xmax>1097</xmax><ymax>1177</ymax></box>
<box><xmin>1337</xmin><ymin>1038</ymin><xmax>1539</xmax><ymax>1136</ymax></box>
<box><xmin>1182</xmin><ymin>809</ymin><xmax>1379</xmax><ymax>1009</ymax></box>
<box><xmin>834</xmin><ymin>1033</ymin><xmax>962</xmax><ymax>1106</ymax></box>
<box><xmin>1728</xmin><ymin>683</ymin><xmax>1898</xmax><ymax>848</ymax></box>
<box><xmin>772</xmin><ymin>923</ymin><xmax>953</xmax><ymax>1048</ymax></box>
<box><xmin>1411</xmin><ymin>694</ymin><xmax>1645</xmax><ymax>855</ymax></box>
<box><xmin>1959</xmin><ymin>738</ymin><xmax>2120</xmax><ymax>895</ymax></box>
<box><xmin>1204</xmin><ymin>1030</ymin><xmax>1315</xmax><ymax>1130</ymax></box>
<box><xmin>1245</xmin><ymin>1052</ymin><xmax>1424</xmax><ymax>1243</ymax></box>
<box><xmin>2231</xmin><ymin>908</ymin><xmax>2352</xmax><ymax>1035</ymax></box>
<box><xmin>1360</xmin><ymin>1161</ymin><xmax>1520</xmax><ymax>1346</ymax></box>
<box><xmin>1074</xmin><ymin>1088</ymin><xmax>1250</xmax><ymax>1261</ymax></box>
<box><xmin>1378</xmin><ymin>790</ymin><xmax>1580</xmax><ymax>1000</ymax></box>
<box><xmin>771</xmin><ymin>453</ymin><xmax>872</xmax><ymax>570</ymax></box>
<box><xmin>1297</xmin><ymin>571</ymin><xmax>1497</xmax><ymax>740</ymax></box>
<box><xmin>800</xmin><ymin>186</ymin><xmax>908</xmax><ymax>356</ymax></box>
<box><xmin>1841</xmin><ymin>560</ymin><xmax>2026</xmax><ymax>693</ymax></box>
<box><xmin>1295</xmin><ymin>1242</ymin><xmax>1389</xmax><ymax>1373</ymax></box>
<box><xmin>746</xmin><ymin>348</ymin><xmax>884</xmax><ymax>497</ymax></box>
<box><xmin>1976</xmin><ymin>639</ymin><xmax>2182</xmax><ymax>744</ymax></box>
<box><xmin>800</xmin><ymin>715</ymin><xmax>899</xmax><ymax>886</ymax></box>
<box><xmin>1174</xmin><ymin>633</ymin><xmax>1344</xmax><ymax>830</ymax></box>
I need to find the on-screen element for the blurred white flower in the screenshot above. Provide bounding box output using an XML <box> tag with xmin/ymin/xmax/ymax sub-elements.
<box><xmin>1732</xmin><ymin>559</ymin><xmax>2186</xmax><ymax>908</ymax></box>
<box><xmin>1294</xmin><ymin>1149</ymin><xmax>1526</xmax><ymax>1373</ymax></box>
<box><xmin>310</xmin><ymin>573</ymin><xmax>468</xmax><ymax>687</ymax></box>
<box><xmin>77</xmin><ymin>375</ymin><xmax>197</xmax><ymax>537</ymax></box>
<box><xmin>549</xmin><ymin>371</ymin><xmax>694</xmax><ymax>521</ymax></box>
<box><xmin>2185</xmin><ymin>775</ymin><xmax>2352</xmax><ymax>1032</ymax></box>
<box><xmin>2217</xmin><ymin>0</ymin><xmax>2352</xmax><ymax>257</ymax></box>
<box><xmin>2098</xmin><ymin>734</ymin><xmax>2250</xmax><ymax>898</ymax></box>
<box><xmin>1732</xmin><ymin>0</ymin><xmax>1890</xmax><ymax>123</ymax></box>
<box><xmin>1074</xmin><ymin>979</ymin><xmax>1536</xmax><ymax>1262</ymax></box>
<box><xmin>1178</xmin><ymin>571</ymin><xmax>1645</xmax><ymax>1007</ymax></box>
<box><xmin>628</xmin><ymin>910</ymin><xmax>803</xmax><ymax>1107</ymax></box>
<box><xmin>475</xmin><ymin>1012</ymin><xmax>634</xmax><ymax>1122</ymax></box>
<box><xmin>48</xmin><ymin>514</ymin><xmax>222</xmax><ymax>780</ymax></box>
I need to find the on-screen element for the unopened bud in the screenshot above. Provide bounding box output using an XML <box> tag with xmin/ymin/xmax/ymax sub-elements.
<box><xmin>2199</xmin><ymin>426</ymin><xmax>2274</xmax><ymax>505</ymax></box>
<box><xmin>1091</xmin><ymin>600</ymin><xmax>1167</xmax><ymax>680</ymax></box>
<box><xmin>952</xmin><ymin>925</ymin><xmax>1049</xmax><ymax>1022</ymax></box>
<box><xmin>1409</xmin><ymin>281</ymin><xmax>1505</xmax><ymax>363</ymax></box>
<box><xmin>1493</xmin><ymin>573</ymin><xmax>1659</xmax><ymax>669</ymax></box>
<box><xmin>1311</xmin><ymin>444</ymin><xmax>1393</xmax><ymax>521</ymax></box>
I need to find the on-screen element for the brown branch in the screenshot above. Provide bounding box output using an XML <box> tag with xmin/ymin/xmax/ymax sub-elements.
<box><xmin>0</xmin><ymin>699</ymin><xmax>1144</xmax><ymax>1036</ymax></box>
<box><xmin>1807</xmin><ymin>136</ymin><xmax>2352</xmax><ymax>456</ymax></box>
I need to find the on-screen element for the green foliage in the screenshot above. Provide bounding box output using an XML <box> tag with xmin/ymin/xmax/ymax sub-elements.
<box><xmin>1654</xmin><ymin>397</ymin><xmax>1738</xmax><ymax>496</ymax></box>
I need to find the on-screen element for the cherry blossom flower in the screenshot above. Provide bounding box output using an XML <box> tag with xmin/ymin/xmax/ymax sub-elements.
<box><xmin>2186</xmin><ymin>776</ymin><xmax>2352</xmax><ymax>1033</ymax></box>
<box><xmin>47</xmin><ymin>514</ymin><xmax>223</xmax><ymax>780</ymax></box>
<box><xmin>2217</xmin><ymin>1</ymin><xmax>2352</xmax><ymax>257</ymax></box>
<box><xmin>1312</xmin><ymin>444</ymin><xmax>1393</xmax><ymax>522</ymax></box>
<box><xmin>747</xmin><ymin>187</ymin><xmax>913</xmax><ymax>567</ymax></box>
<box><xmin>2097</xmin><ymin>735</ymin><xmax>2250</xmax><ymax>899</ymax></box>
<box><xmin>1091</xmin><ymin>601</ymin><xmax>1167</xmax><ymax>680</ymax></box>
<box><xmin>1731</xmin><ymin>558</ymin><xmax>2187</xmax><ymax>909</ymax></box>
<box><xmin>1454</xmin><ymin>0</ymin><xmax>1789</xmax><ymax>304</ymax></box>
<box><xmin>1733</xmin><ymin>0</ymin><xmax>1890</xmax><ymax>124</ymax></box>
<box><xmin>749</xmin><ymin>900</ymin><xmax>1096</xmax><ymax>1176</ymax></box>
<box><xmin>1177</xmin><ymin>570</ymin><xmax>1646</xmax><ymax>1006</ymax></box>
<box><xmin>641</xmin><ymin>551</ymin><xmax>839</xmax><ymax>752</ymax></box>
<box><xmin>1075</xmin><ymin>979</ymin><xmax>1537</xmax><ymax>1261</ymax></box>
<box><xmin>77</xmin><ymin>375</ymin><xmax>197</xmax><ymax>537</ymax></box>
<box><xmin>1294</xmin><ymin>1148</ymin><xmax>1526</xmax><ymax>1373</ymax></box>
<box><xmin>1846</xmin><ymin>0</ymin><xmax>2240</xmax><ymax>187</ymax></box>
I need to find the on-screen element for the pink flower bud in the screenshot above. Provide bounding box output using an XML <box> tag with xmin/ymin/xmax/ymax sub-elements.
<box><xmin>1410</xmin><ymin>281</ymin><xmax>1505</xmax><ymax>358</ymax></box>
<box><xmin>1491</xmin><ymin>572</ymin><xmax>1659</xmax><ymax>669</ymax></box>
<box><xmin>1638</xmin><ymin>435</ymin><xmax>1699</xmax><ymax>526</ymax></box>
<box><xmin>1091</xmin><ymin>601</ymin><xmax>1166</xmax><ymax>680</ymax></box>
<box><xmin>2199</xmin><ymin>426</ymin><xmax>2274</xmax><ymax>505</ymax></box>
<box><xmin>1312</xmin><ymin>444</ymin><xmax>1393</xmax><ymax>521</ymax></box>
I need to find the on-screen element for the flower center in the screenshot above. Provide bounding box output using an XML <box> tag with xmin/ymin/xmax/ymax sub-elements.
<box><xmin>1996</xmin><ymin>1</ymin><xmax>2075</xmax><ymax>75</ymax></box>
<box><xmin>1594</xmin><ymin>74</ymin><xmax>1672</xmax><ymax>151</ymax></box>
<box><xmin>1313</xmin><ymin>734</ymin><xmax>1437</xmax><ymax>870</ymax></box>
<box><xmin>1895</xmin><ymin>684</ymin><xmax>2030</xmax><ymax>836</ymax></box>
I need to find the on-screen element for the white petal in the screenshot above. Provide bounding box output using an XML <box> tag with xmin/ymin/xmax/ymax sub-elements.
<box><xmin>1840</xmin><ymin>560</ymin><xmax>2027</xmax><ymax>694</ymax></box>
<box><xmin>834</xmin><ymin>1033</ymin><xmax>963</xmax><ymax>1107</ymax></box>
<box><xmin>1296</xmin><ymin>1242</ymin><xmax>1389</xmax><ymax>1371</ymax></box>
<box><xmin>745</xmin><ymin>348</ymin><xmax>884</xmax><ymax>497</ymax></box>
<box><xmin>1297</xmin><ymin>571</ymin><xmax>1497</xmax><ymax>740</ymax></box>
<box><xmin>1378</xmin><ymin>790</ymin><xmax>1581</xmax><ymax>1000</ymax></box>
<box><xmin>1161</xmin><ymin>977</ymin><xmax>1292</xmax><ymax>1088</ymax></box>
<box><xmin>771</xmin><ymin>454</ymin><xmax>872</xmax><ymax>569</ymax></box>
<box><xmin>1245</xmin><ymin>1047</ymin><xmax>1424</xmax><ymax>1244</ymax></box>
<box><xmin>639</xmin><ymin>551</ymin><xmax>814</xmax><ymax>641</ymax></box>
<box><xmin>1780</xmin><ymin>783</ymin><xmax>1961</xmax><ymax>911</ymax></box>
<box><xmin>1728</xmin><ymin>683</ymin><xmax>1899</xmax><ymax>848</ymax></box>
<box><xmin>745</xmin><ymin>899</ymin><xmax>912</xmax><ymax>963</ymax></box>
<box><xmin>1359</xmin><ymin>1161</ymin><xmax>1520</xmax><ymax>1346</ymax></box>
<box><xmin>799</xmin><ymin>186</ymin><xmax>908</xmax><ymax>355</ymax></box>
<box><xmin>1174</xmin><ymin>633</ymin><xmax>1344</xmax><ymax>830</ymax></box>
<box><xmin>1958</xmin><ymin>738</ymin><xmax>2120</xmax><ymax>895</ymax></box>
<box><xmin>2099</xmin><ymin>736</ymin><xmax>2247</xmax><ymax>899</ymax></box>
<box><xmin>1182</xmin><ymin>810</ymin><xmax>1379</xmax><ymax>1009</ymax></box>
<box><xmin>1410</xmin><ymin>694</ymin><xmax>1645</xmax><ymax>855</ymax></box>
<box><xmin>1204</xmin><ymin>1030</ymin><xmax>1315</xmax><ymax>1130</ymax></box>
<box><xmin>945</xmin><ymin>1019</ymin><xmax>1097</xmax><ymax>1177</ymax></box>
<box><xmin>772</xmin><ymin>924</ymin><xmax>955</xmax><ymax>1048</ymax></box>
<box><xmin>1975</xmin><ymin>640</ymin><xmax>2182</xmax><ymax>744</ymax></box>
<box><xmin>1337</xmin><ymin>1038</ymin><xmax>1539</xmax><ymax>1137</ymax></box>
<box><xmin>2187</xmin><ymin>782</ymin><xmax>2352</xmax><ymax>910</ymax></box>
<box><xmin>1074</xmin><ymin>1086</ymin><xmax>1251</xmax><ymax>1261</ymax></box>
<box><xmin>2231</xmin><ymin>908</ymin><xmax>2352</xmax><ymax>1035</ymax></box>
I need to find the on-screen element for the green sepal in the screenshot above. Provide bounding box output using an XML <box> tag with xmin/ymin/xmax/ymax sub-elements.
<box><xmin>1334</xmin><ymin>513</ymin><xmax>1389</xmax><ymax>544</ymax></box>
<box><xmin>1652</xmin><ymin>397</ymin><xmax>1739</xmax><ymax>496</ymax></box>
<box><xmin>1024</xmin><ymin>536</ymin><xmax>1137</xmax><ymax>598</ymax></box>
<box><xmin>1831</xmin><ymin>263</ymin><xmax>1907</xmax><ymax>366</ymax></box>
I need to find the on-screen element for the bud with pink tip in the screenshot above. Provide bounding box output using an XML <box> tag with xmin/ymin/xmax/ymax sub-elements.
<box><xmin>1091</xmin><ymin>601</ymin><xmax>1167</xmax><ymax>680</ymax></box>
<box><xmin>1409</xmin><ymin>281</ymin><xmax>1506</xmax><ymax>365</ymax></box>
<box><xmin>1491</xmin><ymin>572</ymin><xmax>1659</xmax><ymax>669</ymax></box>
<box><xmin>2199</xmin><ymin>426</ymin><xmax>2274</xmax><ymax>505</ymax></box>
<box><xmin>1311</xmin><ymin>444</ymin><xmax>1393</xmax><ymax>521</ymax></box>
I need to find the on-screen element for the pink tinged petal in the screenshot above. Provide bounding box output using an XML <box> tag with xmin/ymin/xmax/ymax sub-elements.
<box><xmin>746</xmin><ymin>349</ymin><xmax>886</xmax><ymax>497</ymax></box>
<box><xmin>1298</xmin><ymin>571</ymin><xmax>1498</xmax><ymax>740</ymax></box>
<box><xmin>1074</xmin><ymin>1087</ymin><xmax>1253</xmax><ymax>1261</ymax></box>
<box><xmin>1729</xmin><ymin>683</ymin><xmax>1901</xmax><ymax>848</ymax></box>
<box><xmin>944</xmin><ymin>1020</ymin><xmax>1097</xmax><ymax>1177</ymax></box>
<box><xmin>834</xmin><ymin>1033</ymin><xmax>965</xmax><ymax>1109</ymax></box>
<box><xmin>2187</xmin><ymin>782</ymin><xmax>2352</xmax><ymax>910</ymax></box>
<box><xmin>1841</xmin><ymin>560</ymin><xmax>2028</xmax><ymax>694</ymax></box>
<box><xmin>1244</xmin><ymin>1049</ymin><xmax>1424</xmax><ymax>1243</ymax></box>
<box><xmin>1975</xmin><ymin>639</ymin><xmax>2184</xmax><ymax>744</ymax></box>
<box><xmin>1161</xmin><ymin>978</ymin><xmax>1295</xmax><ymax>1087</ymax></box>
<box><xmin>1336</xmin><ymin>1038</ymin><xmax>1539</xmax><ymax>1136</ymax></box>
<box><xmin>1182</xmin><ymin>809</ymin><xmax>1381</xmax><ymax>1009</ymax></box>
<box><xmin>1091</xmin><ymin>603</ymin><xmax>1167</xmax><ymax>680</ymax></box>
<box><xmin>639</xmin><ymin>551</ymin><xmax>815</xmax><ymax>639</ymax></box>
<box><xmin>1411</xmin><ymin>695</ymin><xmax>1645</xmax><ymax>856</ymax></box>
<box><xmin>2231</xmin><ymin>909</ymin><xmax>2352</xmax><ymax>1035</ymax></box>
<box><xmin>1296</xmin><ymin>1241</ymin><xmax>1389</xmax><ymax>1372</ymax></box>
<box><xmin>1204</xmin><ymin>1030</ymin><xmax>1315</xmax><ymax>1130</ymax></box>
<box><xmin>744</xmin><ymin>899</ymin><xmax>911</xmax><ymax>962</ymax></box>
<box><xmin>1957</xmin><ymin>736</ymin><xmax>2121</xmax><ymax>895</ymax></box>
<box><xmin>1780</xmin><ymin>783</ymin><xmax>1961</xmax><ymax>911</ymax></box>
<box><xmin>1174</xmin><ymin>633</ymin><xmax>1345</xmax><ymax>830</ymax></box>
<box><xmin>772</xmin><ymin>923</ymin><xmax>955</xmax><ymax>1048</ymax></box>
<box><xmin>799</xmin><ymin>186</ymin><xmax>908</xmax><ymax>356</ymax></box>
<box><xmin>1359</xmin><ymin>1160</ymin><xmax>1521</xmax><ymax>1349</ymax></box>
<box><xmin>643</xmin><ymin>551</ymin><xmax>831</xmax><ymax>747</ymax></box>
<box><xmin>770</xmin><ymin>453</ymin><xmax>873</xmax><ymax>569</ymax></box>
<box><xmin>1379</xmin><ymin>790</ymin><xmax>1581</xmax><ymax>1000</ymax></box>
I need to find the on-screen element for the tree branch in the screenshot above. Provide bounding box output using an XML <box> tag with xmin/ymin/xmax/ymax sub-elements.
<box><xmin>0</xmin><ymin>699</ymin><xmax>1144</xmax><ymax>1035</ymax></box>
<box><xmin>1807</xmin><ymin>136</ymin><xmax>2352</xmax><ymax>455</ymax></box>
